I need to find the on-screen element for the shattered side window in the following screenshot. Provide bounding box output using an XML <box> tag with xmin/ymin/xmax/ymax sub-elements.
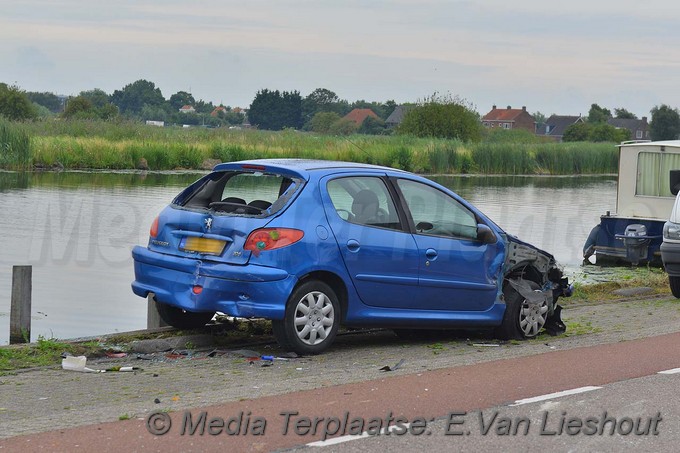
<box><xmin>175</xmin><ymin>171</ymin><xmax>301</xmax><ymax>216</ymax></box>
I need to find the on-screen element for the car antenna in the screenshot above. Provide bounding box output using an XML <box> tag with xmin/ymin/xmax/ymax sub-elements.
<box><xmin>341</xmin><ymin>135</ymin><xmax>373</xmax><ymax>161</ymax></box>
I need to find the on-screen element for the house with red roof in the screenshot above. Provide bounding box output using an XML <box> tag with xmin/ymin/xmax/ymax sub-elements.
<box><xmin>179</xmin><ymin>105</ymin><xmax>196</xmax><ymax>114</ymax></box>
<box><xmin>481</xmin><ymin>105</ymin><xmax>535</xmax><ymax>133</ymax></box>
<box><xmin>343</xmin><ymin>108</ymin><xmax>379</xmax><ymax>126</ymax></box>
<box><xmin>210</xmin><ymin>106</ymin><xmax>228</xmax><ymax>117</ymax></box>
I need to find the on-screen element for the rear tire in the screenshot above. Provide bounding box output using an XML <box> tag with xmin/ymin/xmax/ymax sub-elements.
<box><xmin>272</xmin><ymin>280</ymin><xmax>340</xmax><ymax>355</ymax></box>
<box><xmin>155</xmin><ymin>300</ymin><xmax>214</xmax><ymax>329</ymax></box>
<box><xmin>670</xmin><ymin>276</ymin><xmax>680</xmax><ymax>298</ymax></box>
<box><xmin>495</xmin><ymin>281</ymin><xmax>547</xmax><ymax>340</ymax></box>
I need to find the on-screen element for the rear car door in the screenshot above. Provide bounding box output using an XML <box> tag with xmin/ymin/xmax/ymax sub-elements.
<box><xmin>320</xmin><ymin>174</ymin><xmax>420</xmax><ymax>308</ymax></box>
<box><xmin>394</xmin><ymin>178</ymin><xmax>501</xmax><ymax>311</ymax></box>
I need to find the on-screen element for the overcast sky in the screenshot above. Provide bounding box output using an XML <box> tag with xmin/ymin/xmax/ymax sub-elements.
<box><xmin>2</xmin><ymin>0</ymin><xmax>679</xmax><ymax>117</ymax></box>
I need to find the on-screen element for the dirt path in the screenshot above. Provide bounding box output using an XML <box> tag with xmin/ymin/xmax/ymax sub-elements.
<box><xmin>1</xmin><ymin>295</ymin><xmax>679</xmax><ymax>440</ymax></box>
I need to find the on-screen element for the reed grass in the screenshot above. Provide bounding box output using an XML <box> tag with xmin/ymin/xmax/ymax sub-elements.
<box><xmin>6</xmin><ymin>120</ymin><xmax>620</xmax><ymax>174</ymax></box>
<box><xmin>0</xmin><ymin>119</ymin><xmax>32</xmax><ymax>169</ymax></box>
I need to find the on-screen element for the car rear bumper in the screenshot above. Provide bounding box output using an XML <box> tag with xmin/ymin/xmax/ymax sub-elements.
<box><xmin>131</xmin><ymin>246</ymin><xmax>295</xmax><ymax>319</ymax></box>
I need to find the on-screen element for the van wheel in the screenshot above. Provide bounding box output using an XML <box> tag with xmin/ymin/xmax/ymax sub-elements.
<box><xmin>670</xmin><ymin>276</ymin><xmax>680</xmax><ymax>298</ymax></box>
<box><xmin>155</xmin><ymin>300</ymin><xmax>214</xmax><ymax>329</ymax></box>
<box><xmin>495</xmin><ymin>281</ymin><xmax>547</xmax><ymax>340</ymax></box>
<box><xmin>272</xmin><ymin>281</ymin><xmax>339</xmax><ymax>355</ymax></box>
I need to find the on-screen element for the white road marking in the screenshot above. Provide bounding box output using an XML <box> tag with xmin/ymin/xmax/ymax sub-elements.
<box><xmin>307</xmin><ymin>423</ymin><xmax>411</xmax><ymax>447</ymax></box>
<box><xmin>308</xmin><ymin>385</ymin><xmax>607</xmax><ymax>446</ymax></box>
<box><xmin>658</xmin><ymin>367</ymin><xmax>680</xmax><ymax>374</ymax></box>
<box><xmin>508</xmin><ymin>386</ymin><xmax>602</xmax><ymax>406</ymax></box>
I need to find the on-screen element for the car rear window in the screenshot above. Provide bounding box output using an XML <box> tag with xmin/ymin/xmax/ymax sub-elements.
<box><xmin>174</xmin><ymin>170</ymin><xmax>302</xmax><ymax>217</ymax></box>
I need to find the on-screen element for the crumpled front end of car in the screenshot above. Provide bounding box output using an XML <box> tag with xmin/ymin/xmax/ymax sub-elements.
<box><xmin>502</xmin><ymin>235</ymin><xmax>572</xmax><ymax>335</ymax></box>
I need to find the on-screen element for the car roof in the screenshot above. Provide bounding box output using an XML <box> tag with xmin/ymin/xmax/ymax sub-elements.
<box><xmin>213</xmin><ymin>158</ymin><xmax>408</xmax><ymax>178</ymax></box>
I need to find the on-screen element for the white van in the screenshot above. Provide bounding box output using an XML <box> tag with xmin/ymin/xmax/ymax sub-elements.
<box><xmin>660</xmin><ymin>169</ymin><xmax>680</xmax><ymax>296</ymax></box>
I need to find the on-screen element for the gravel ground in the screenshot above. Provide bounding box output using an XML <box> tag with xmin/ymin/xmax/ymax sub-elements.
<box><xmin>1</xmin><ymin>294</ymin><xmax>679</xmax><ymax>439</ymax></box>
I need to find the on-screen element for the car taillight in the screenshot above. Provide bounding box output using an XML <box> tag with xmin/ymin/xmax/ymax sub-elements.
<box><xmin>244</xmin><ymin>228</ymin><xmax>304</xmax><ymax>254</ymax></box>
<box><xmin>150</xmin><ymin>216</ymin><xmax>160</xmax><ymax>238</ymax></box>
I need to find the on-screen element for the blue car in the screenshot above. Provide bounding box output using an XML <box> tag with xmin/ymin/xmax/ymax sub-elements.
<box><xmin>132</xmin><ymin>159</ymin><xmax>571</xmax><ymax>354</ymax></box>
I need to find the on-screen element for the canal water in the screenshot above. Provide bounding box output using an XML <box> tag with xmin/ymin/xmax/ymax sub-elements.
<box><xmin>0</xmin><ymin>171</ymin><xmax>617</xmax><ymax>344</ymax></box>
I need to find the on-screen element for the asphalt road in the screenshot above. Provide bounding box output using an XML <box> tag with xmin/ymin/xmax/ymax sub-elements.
<box><xmin>302</xmin><ymin>371</ymin><xmax>679</xmax><ymax>452</ymax></box>
<box><xmin>2</xmin><ymin>329</ymin><xmax>680</xmax><ymax>452</ymax></box>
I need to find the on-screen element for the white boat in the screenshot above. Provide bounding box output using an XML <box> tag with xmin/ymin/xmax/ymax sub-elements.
<box><xmin>583</xmin><ymin>140</ymin><xmax>680</xmax><ymax>265</ymax></box>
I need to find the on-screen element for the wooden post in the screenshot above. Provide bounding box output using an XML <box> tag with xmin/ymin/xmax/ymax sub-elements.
<box><xmin>10</xmin><ymin>265</ymin><xmax>32</xmax><ymax>344</ymax></box>
<box><xmin>147</xmin><ymin>294</ymin><xmax>168</xmax><ymax>329</ymax></box>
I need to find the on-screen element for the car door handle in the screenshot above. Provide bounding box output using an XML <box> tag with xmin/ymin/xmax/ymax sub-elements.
<box><xmin>346</xmin><ymin>239</ymin><xmax>361</xmax><ymax>252</ymax></box>
<box><xmin>425</xmin><ymin>248</ymin><xmax>438</xmax><ymax>260</ymax></box>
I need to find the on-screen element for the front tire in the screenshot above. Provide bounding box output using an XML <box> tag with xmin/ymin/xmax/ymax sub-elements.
<box><xmin>495</xmin><ymin>280</ymin><xmax>547</xmax><ymax>340</ymax></box>
<box><xmin>155</xmin><ymin>300</ymin><xmax>214</xmax><ymax>329</ymax></box>
<box><xmin>272</xmin><ymin>280</ymin><xmax>340</xmax><ymax>355</ymax></box>
<box><xmin>670</xmin><ymin>276</ymin><xmax>680</xmax><ymax>298</ymax></box>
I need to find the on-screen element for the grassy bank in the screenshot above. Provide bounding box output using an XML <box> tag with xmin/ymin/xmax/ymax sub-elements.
<box><xmin>568</xmin><ymin>266</ymin><xmax>671</xmax><ymax>304</ymax></box>
<box><xmin>1</xmin><ymin>119</ymin><xmax>619</xmax><ymax>174</ymax></box>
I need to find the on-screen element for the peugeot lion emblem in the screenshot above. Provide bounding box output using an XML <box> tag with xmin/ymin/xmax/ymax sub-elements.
<box><xmin>204</xmin><ymin>217</ymin><xmax>212</xmax><ymax>231</ymax></box>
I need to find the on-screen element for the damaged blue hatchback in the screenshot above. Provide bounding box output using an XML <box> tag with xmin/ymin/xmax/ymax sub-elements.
<box><xmin>132</xmin><ymin>159</ymin><xmax>571</xmax><ymax>354</ymax></box>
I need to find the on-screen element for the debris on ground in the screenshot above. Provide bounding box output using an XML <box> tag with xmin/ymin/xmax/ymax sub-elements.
<box><xmin>380</xmin><ymin>359</ymin><xmax>405</xmax><ymax>372</ymax></box>
<box><xmin>61</xmin><ymin>356</ymin><xmax>141</xmax><ymax>373</ymax></box>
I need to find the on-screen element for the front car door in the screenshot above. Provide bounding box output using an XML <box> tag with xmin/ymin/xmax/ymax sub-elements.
<box><xmin>394</xmin><ymin>178</ymin><xmax>503</xmax><ymax>311</ymax></box>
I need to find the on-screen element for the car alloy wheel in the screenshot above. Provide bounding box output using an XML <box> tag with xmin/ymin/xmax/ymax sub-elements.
<box><xmin>518</xmin><ymin>292</ymin><xmax>548</xmax><ymax>337</ymax></box>
<box><xmin>273</xmin><ymin>280</ymin><xmax>340</xmax><ymax>355</ymax></box>
<box><xmin>294</xmin><ymin>290</ymin><xmax>335</xmax><ymax>345</ymax></box>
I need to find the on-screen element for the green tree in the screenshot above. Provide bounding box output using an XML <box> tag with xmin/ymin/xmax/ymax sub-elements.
<box><xmin>25</xmin><ymin>91</ymin><xmax>62</xmax><ymax>113</ymax></box>
<box><xmin>140</xmin><ymin>104</ymin><xmax>168</xmax><ymax>122</ymax></box>
<box><xmin>650</xmin><ymin>104</ymin><xmax>680</xmax><ymax>140</ymax></box>
<box><xmin>397</xmin><ymin>93</ymin><xmax>482</xmax><ymax>141</ymax></box>
<box><xmin>62</xmin><ymin>92</ymin><xmax>118</xmax><ymax>120</ymax></box>
<box><xmin>328</xmin><ymin>118</ymin><xmax>358</xmax><ymax>136</ymax></box>
<box><xmin>614</xmin><ymin>108</ymin><xmax>637</xmax><ymax>119</ymax></box>
<box><xmin>248</xmin><ymin>89</ymin><xmax>302</xmax><ymax>130</ymax></box>
<box><xmin>79</xmin><ymin>89</ymin><xmax>118</xmax><ymax>119</ymax></box>
<box><xmin>532</xmin><ymin>111</ymin><xmax>547</xmax><ymax>125</ymax></box>
<box><xmin>587</xmin><ymin>103</ymin><xmax>612</xmax><ymax>123</ymax></box>
<box><xmin>302</xmin><ymin>88</ymin><xmax>340</xmax><ymax>123</ymax></box>
<box><xmin>97</xmin><ymin>103</ymin><xmax>119</xmax><ymax>120</ymax></box>
<box><xmin>590</xmin><ymin>123</ymin><xmax>630</xmax><ymax>142</ymax></box>
<box><xmin>168</xmin><ymin>91</ymin><xmax>195</xmax><ymax>112</ymax></box>
<box><xmin>32</xmin><ymin>103</ymin><xmax>53</xmax><ymax>118</ymax></box>
<box><xmin>62</xmin><ymin>96</ymin><xmax>95</xmax><ymax>119</ymax></box>
<box><xmin>79</xmin><ymin>89</ymin><xmax>110</xmax><ymax>109</ymax></box>
<box><xmin>194</xmin><ymin>99</ymin><xmax>214</xmax><ymax>115</ymax></box>
<box><xmin>111</xmin><ymin>79</ymin><xmax>165</xmax><ymax>116</ymax></box>
<box><xmin>563</xmin><ymin>122</ymin><xmax>630</xmax><ymax>142</ymax></box>
<box><xmin>301</xmin><ymin>88</ymin><xmax>352</xmax><ymax>127</ymax></box>
<box><xmin>0</xmin><ymin>84</ymin><xmax>38</xmax><ymax>121</ymax></box>
<box><xmin>563</xmin><ymin>122</ymin><xmax>592</xmax><ymax>141</ymax></box>
<box><xmin>358</xmin><ymin>116</ymin><xmax>386</xmax><ymax>135</ymax></box>
<box><xmin>309</xmin><ymin>111</ymin><xmax>342</xmax><ymax>134</ymax></box>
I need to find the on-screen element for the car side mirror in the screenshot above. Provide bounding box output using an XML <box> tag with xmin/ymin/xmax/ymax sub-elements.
<box><xmin>476</xmin><ymin>224</ymin><xmax>496</xmax><ymax>244</ymax></box>
<box><xmin>670</xmin><ymin>170</ymin><xmax>680</xmax><ymax>196</ymax></box>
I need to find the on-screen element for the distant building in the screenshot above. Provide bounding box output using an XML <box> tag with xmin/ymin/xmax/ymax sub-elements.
<box><xmin>481</xmin><ymin>105</ymin><xmax>535</xmax><ymax>133</ymax></box>
<box><xmin>607</xmin><ymin>117</ymin><xmax>650</xmax><ymax>141</ymax></box>
<box><xmin>343</xmin><ymin>108</ymin><xmax>379</xmax><ymax>126</ymax></box>
<box><xmin>540</xmin><ymin>115</ymin><xmax>584</xmax><ymax>142</ymax></box>
<box><xmin>210</xmin><ymin>106</ymin><xmax>228</xmax><ymax>117</ymax></box>
<box><xmin>179</xmin><ymin>105</ymin><xmax>196</xmax><ymax>114</ymax></box>
<box><xmin>145</xmin><ymin>120</ymin><xmax>165</xmax><ymax>127</ymax></box>
<box><xmin>385</xmin><ymin>105</ymin><xmax>413</xmax><ymax>128</ymax></box>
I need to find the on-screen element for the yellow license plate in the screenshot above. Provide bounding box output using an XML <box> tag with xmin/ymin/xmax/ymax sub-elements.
<box><xmin>181</xmin><ymin>237</ymin><xmax>226</xmax><ymax>255</ymax></box>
